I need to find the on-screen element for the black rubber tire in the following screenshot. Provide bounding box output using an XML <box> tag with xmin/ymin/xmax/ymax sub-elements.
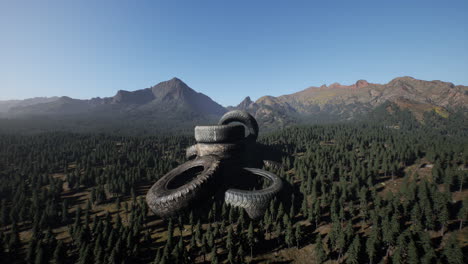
<box><xmin>186</xmin><ymin>144</ymin><xmax>198</xmax><ymax>160</ymax></box>
<box><xmin>218</xmin><ymin>110</ymin><xmax>259</xmax><ymax>142</ymax></box>
<box><xmin>196</xmin><ymin>140</ymin><xmax>246</xmax><ymax>159</ymax></box>
<box><xmin>224</xmin><ymin>168</ymin><xmax>282</xmax><ymax>219</ymax></box>
<box><xmin>185</xmin><ymin>141</ymin><xmax>247</xmax><ymax>161</ymax></box>
<box><xmin>194</xmin><ymin>124</ymin><xmax>245</xmax><ymax>143</ymax></box>
<box><xmin>146</xmin><ymin>155</ymin><xmax>221</xmax><ymax>218</ymax></box>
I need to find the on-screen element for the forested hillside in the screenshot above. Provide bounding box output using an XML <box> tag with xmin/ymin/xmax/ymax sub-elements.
<box><xmin>0</xmin><ymin>109</ymin><xmax>466</xmax><ymax>263</ymax></box>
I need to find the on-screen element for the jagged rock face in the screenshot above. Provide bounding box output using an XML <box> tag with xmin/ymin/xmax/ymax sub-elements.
<box><xmin>112</xmin><ymin>89</ymin><xmax>154</xmax><ymax>104</ymax></box>
<box><xmin>384</xmin><ymin>77</ymin><xmax>466</xmax><ymax>107</ymax></box>
<box><xmin>237</xmin><ymin>96</ymin><xmax>254</xmax><ymax>109</ymax></box>
<box><xmin>230</xmin><ymin>77</ymin><xmax>468</xmax><ymax>128</ymax></box>
<box><xmin>148</xmin><ymin>78</ymin><xmax>226</xmax><ymax>116</ymax></box>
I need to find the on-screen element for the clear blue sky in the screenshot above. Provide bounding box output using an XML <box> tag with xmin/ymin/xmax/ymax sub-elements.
<box><xmin>1</xmin><ymin>0</ymin><xmax>467</xmax><ymax>106</ymax></box>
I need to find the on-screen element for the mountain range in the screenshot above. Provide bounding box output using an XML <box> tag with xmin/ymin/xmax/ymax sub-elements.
<box><xmin>0</xmin><ymin>76</ymin><xmax>467</xmax><ymax>134</ymax></box>
<box><xmin>229</xmin><ymin>76</ymin><xmax>467</xmax><ymax>128</ymax></box>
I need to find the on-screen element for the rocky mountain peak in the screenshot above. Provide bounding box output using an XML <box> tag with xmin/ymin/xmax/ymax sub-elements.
<box><xmin>148</xmin><ymin>77</ymin><xmax>226</xmax><ymax>115</ymax></box>
<box><xmin>329</xmin><ymin>83</ymin><xmax>342</xmax><ymax>89</ymax></box>
<box><xmin>355</xmin><ymin>80</ymin><xmax>369</xmax><ymax>89</ymax></box>
<box><xmin>389</xmin><ymin>76</ymin><xmax>416</xmax><ymax>84</ymax></box>
<box><xmin>165</xmin><ymin>77</ymin><xmax>187</xmax><ymax>88</ymax></box>
<box><xmin>150</xmin><ymin>77</ymin><xmax>194</xmax><ymax>100</ymax></box>
<box><xmin>240</xmin><ymin>96</ymin><xmax>252</xmax><ymax>105</ymax></box>
<box><xmin>236</xmin><ymin>96</ymin><xmax>257</xmax><ymax>110</ymax></box>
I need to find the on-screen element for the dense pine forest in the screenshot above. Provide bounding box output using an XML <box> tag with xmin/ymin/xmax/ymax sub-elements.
<box><xmin>0</xmin><ymin>108</ymin><xmax>467</xmax><ymax>264</ymax></box>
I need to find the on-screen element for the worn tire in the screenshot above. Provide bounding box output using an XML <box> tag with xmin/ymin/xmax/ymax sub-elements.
<box><xmin>185</xmin><ymin>141</ymin><xmax>246</xmax><ymax>160</ymax></box>
<box><xmin>194</xmin><ymin>124</ymin><xmax>245</xmax><ymax>143</ymax></box>
<box><xmin>146</xmin><ymin>155</ymin><xmax>221</xmax><ymax>218</ymax></box>
<box><xmin>225</xmin><ymin>168</ymin><xmax>282</xmax><ymax>219</ymax></box>
<box><xmin>196</xmin><ymin>140</ymin><xmax>246</xmax><ymax>160</ymax></box>
<box><xmin>218</xmin><ymin>110</ymin><xmax>259</xmax><ymax>142</ymax></box>
<box><xmin>186</xmin><ymin>144</ymin><xmax>198</xmax><ymax>160</ymax></box>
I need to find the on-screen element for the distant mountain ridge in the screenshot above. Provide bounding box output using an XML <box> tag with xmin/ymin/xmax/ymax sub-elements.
<box><xmin>0</xmin><ymin>76</ymin><xmax>466</xmax><ymax>133</ymax></box>
<box><xmin>230</xmin><ymin>76</ymin><xmax>468</xmax><ymax>128</ymax></box>
<box><xmin>0</xmin><ymin>97</ymin><xmax>60</xmax><ymax>113</ymax></box>
<box><xmin>2</xmin><ymin>78</ymin><xmax>226</xmax><ymax>118</ymax></box>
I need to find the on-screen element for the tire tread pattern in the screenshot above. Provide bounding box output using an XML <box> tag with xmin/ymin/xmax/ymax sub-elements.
<box><xmin>146</xmin><ymin>155</ymin><xmax>221</xmax><ymax>217</ymax></box>
<box><xmin>218</xmin><ymin>110</ymin><xmax>259</xmax><ymax>142</ymax></box>
<box><xmin>224</xmin><ymin>168</ymin><xmax>282</xmax><ymax>219</ymax></box>
<box><xmin>194</xmin><ymin>125</ymin><xmax>245</xmax><ymax>143</ymax></box>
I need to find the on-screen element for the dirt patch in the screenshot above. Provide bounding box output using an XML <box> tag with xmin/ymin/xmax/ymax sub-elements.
<box><xmin>379</xmin><ymin>158</ymin><xmax>435</xmax><ymax>196</ymax></box>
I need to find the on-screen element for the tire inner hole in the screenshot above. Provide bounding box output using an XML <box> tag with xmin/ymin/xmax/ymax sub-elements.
<box><xmin>231</xmin><ymin>170</ymin><xmax>272</xmax><ymax>191</ymax></box>
<box><xmin>229</xmin><ymin>121</ymin><xmax>249</xmax><ymax>138</ymax></box>
<box><xmin>167</xmin><ymin>166</ymin><xmax>204</xmax><ymax>189</ymax></box>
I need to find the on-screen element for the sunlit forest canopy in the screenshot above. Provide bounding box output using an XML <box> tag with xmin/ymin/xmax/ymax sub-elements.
<box><xmin>0</xmin><ymin>108</ymin><xmax>466</xmax><ymax>263</ymax></box>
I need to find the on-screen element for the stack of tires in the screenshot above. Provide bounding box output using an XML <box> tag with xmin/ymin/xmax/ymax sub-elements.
<box><xmin>146</xmin><ymin>110</ymin><xmax>282</xmax><ymax>219</ymax></box>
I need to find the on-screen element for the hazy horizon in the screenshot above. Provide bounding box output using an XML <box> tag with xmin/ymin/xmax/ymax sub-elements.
<box><xmin>1</xmin><ymin>75</ymin><xmax>468</xmax><ymax>108</ymax></box>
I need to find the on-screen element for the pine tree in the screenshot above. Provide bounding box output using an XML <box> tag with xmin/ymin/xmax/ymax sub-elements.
<box><xmin>336</xmin><ymin>226</ymin><xmax>346</xmax><ymax>260</ymax></box>
<box><xmin>300</xmin><ymin>196</ymin><xmax>308</xmax><ymax>216</ymax></box>
<box><xmin>457</xmin><ymin>197</ymin><xmax>468</xmax><ymax>230</ymax></box>
<box><xmin>227</xmin><ymin>247</ymin><xmax>234</xmax><ymax>264</ymax></box>
<box><xmin>229</xmin><ymin>205</ymin><xmax>235</xmax><ymax>224</ymax></box>
<box><xmin>194</xmin><ymin>220</ymin><xmax>201</xmax><ymax>244</ymax></box>
<box><xmin>26</xmin><ymin>237</ymin><xmax>37</xmax><ymax>264</ymax></box>
<box><xmin>34</xmin><ymin>242</ymin><xmax>45</xmax><ymax>264</ymax></box>
<box><xmin>411</xmin><ymin>204</ymin><xmax>423</xmax><ymax>232</ymax></box>
<box><xmin>273</xmin><ymin>220</ymin><xmax>282</xmax><ymax>244</ymax></box>
<box><xmin>289</xmin><ymin>195</ymin><xmax>295</xmax><ymax>219</ymax></box>
<box><xmin>277</xmin><ymin>203</ymin><xmax>284</xmax><ymax>221</ymax></box>
<box><xmin>443</xmin><ymin>233</ymin><xmax>463</xmax><ymax>264</ymax></box>
<box><xmin>285</xmin><ymin>220</ymin><xmax>294</xmax><ymax>248</ymax></box>
<box><xmin>407</xmin><ymin>237</ymin><xmax>419</xmax><ymax>264</ymax></box>
<box><xmin>419</xmin><ymin>231</ymin><xmax>435</xmax><ymax>264</ymax></box>
<box><xmin>457</xmin><ymin>172</ymin><xmax>466</xmax><ymax>192</ymax></box>
<box><xmin>78</xmin><ymin>244</ymin><xmax>92</xmax><ymax>264</ymax></box>
<box><xmin>236</xmin><ymin>244</ymin><xmax>245</xmax><ymax>264</ymax></box>
<box><xmin>115</xmin><ymin>197</ymin><xmax>121</xmax><ymax>212</ymax></box>
<box><xmin>226</xmin><ymin>226</ymin><xmax>233</xmax><ymax>252</ymax></box>
<box><xmin>61</xmin><ymin>199</ymin><xmax>69</xmax><ymax>223</ymax></box>
<box><xmin>294</xmin><ymin>224</ymin><xmax>302</xmax><ymax>248</ymax></box>
<box><xmin>175</xmin><ymin>236</ymin><xmax>184</xmax><ymax>263</ymax></box>
<box><xmin>315</xmin><ymin>234</ymin><xmax>326</xmax><ymax>264</ymax></box>
<box><xmin>201</xmin><ymin>235</ymin><xmax>208</xmax><ymax>263</ymax></box>
<box><xmin>52</xmin><ymin>241</ymin><xmax>66</xmax><ymax>264</ymax></box>
<box><xmin>247</xmin><ymin>221</ymin><xmax>255</xmax><ymax>258</ymax></box>
<box><xmin>211</xmin><ymin>253</ymin><xmax>218</xmax><ymax>264</ymax></box>
<box><xmin>167</xmin><ymin>219</ymin><xmax>174</xmax><ymax>249</ymax></box>
<box><xmin>366</xmin><ymin>226</ymin><xmax>378</xmax><ymax>264</ymax></box>
<box><xmin>392</xmin><ymin>234</ymin><xmax>407</xmax><ymax>264</ymax></box>
<box><xmin>161</xmin><ymin>245</ymin><xmax>170</xmax><ymax>264</ymax></box>
<box><xmin>153</xmin><ymin>248</ymin><xmax>161</xmax><ymax>264</ymax></box>
<box><xmin>435</xmin><ymin>192</ymin><xmax>449</xmax><ymax>236</ymax></box>
<box><xmin>107</xmin><ymin>247</ymin><xmax>118</xmax><ymax>264</ymax></box>
<box><xmin>345</xmin><ymin>235</ymin><xmax>361</xmax><ymax>264</ymax></box>
<box><xmin>189</xmin><ymin>234</ymin><xmax>196</xmax><ymax>250</ymax></box>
